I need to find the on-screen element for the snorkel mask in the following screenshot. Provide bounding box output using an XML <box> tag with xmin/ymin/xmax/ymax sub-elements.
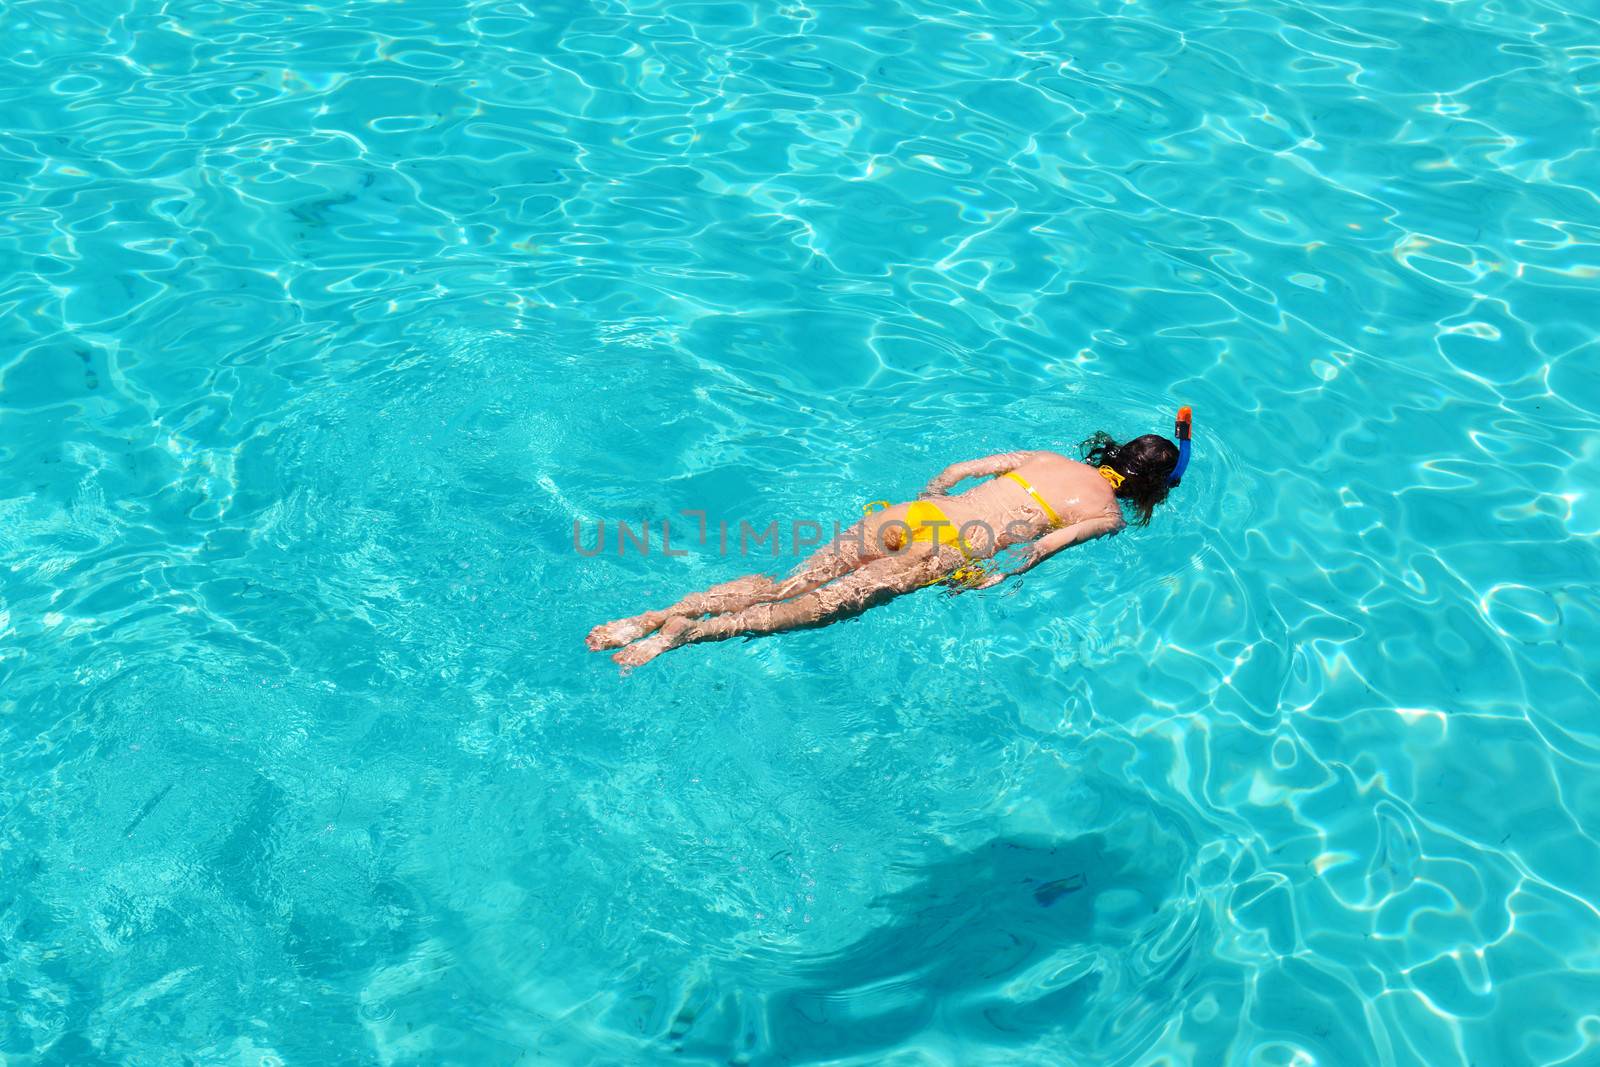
<box><xmin>1168</xmin><ymin>406</ymin><xmax>1192</xmax><ymax>486</ymax></box>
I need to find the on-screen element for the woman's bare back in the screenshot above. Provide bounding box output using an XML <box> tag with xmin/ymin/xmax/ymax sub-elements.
<box><xmin>930</xmin><ymin>451</ymin><xmax>1123</xmax><ymax>556</ymax></box>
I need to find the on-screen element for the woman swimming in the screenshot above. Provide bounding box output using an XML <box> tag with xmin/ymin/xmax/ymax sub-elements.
<box><xmin>588</xmin><ymin>410</ymin><xmax>1191</xmax><ymax>667</ymax></box>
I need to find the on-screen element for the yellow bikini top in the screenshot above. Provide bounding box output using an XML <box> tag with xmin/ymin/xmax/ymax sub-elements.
<box><xmin>1002</xmin><ymin>471</ymin><xmax>1064</xmax><ymax>527</ymax></box>
<box><xmin>1097</xmin><ymin>465</ymin><xmax>1124</xmax><ymax>490</ymax></box>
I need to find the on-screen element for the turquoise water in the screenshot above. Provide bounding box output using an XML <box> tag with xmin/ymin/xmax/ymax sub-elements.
<box><xmin>4</xmin><ymin>0</ymin><xmax>1600</xmax><ymax>1061</ymax></box>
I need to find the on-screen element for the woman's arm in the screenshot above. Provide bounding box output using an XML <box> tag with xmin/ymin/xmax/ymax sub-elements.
<box><xmin>921</xmin><ymin>451</ymin><xmax>1038</xmax><ymax>496</ymax></box>
<box><xmin>971</xmin><ymin>514</ymin><xmax>1123</xmax><ymax>588</ymax></box>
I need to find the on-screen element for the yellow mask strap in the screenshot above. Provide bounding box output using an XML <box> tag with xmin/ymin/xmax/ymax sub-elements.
<box><xmin>1098</xmin><ymin>465</ymin><xmax>1125</xmax><ymax>489</ymax></box>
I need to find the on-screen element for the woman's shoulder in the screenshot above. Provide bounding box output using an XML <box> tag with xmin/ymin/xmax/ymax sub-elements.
<box><xmin>1023</xmin><ymin>449</ymin><xmax>1085</xmax><ymax>471</ymax></box>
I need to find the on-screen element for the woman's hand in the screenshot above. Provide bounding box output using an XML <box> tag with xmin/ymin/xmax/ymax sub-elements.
<box><xmin>948</xmin><ymin>568</ymin><xmax>1009</xmax><ymax>595</ymax></box>
<box><xmin>969</xmin><ymin>546</ymin><xmax>1040</xmax><ymax>591</ymax></box>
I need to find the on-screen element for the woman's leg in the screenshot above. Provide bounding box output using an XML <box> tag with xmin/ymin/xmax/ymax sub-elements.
<box><xmin>767</xmin><ymin>513</ymin><xmax>898</xmax><ymax>598</ymax></box>
<box><xmin>586</xmin><ymin>573</ymin><xmax>780</xmax><ymax>650</ymax></box>
<box><xmin>587</xmin><ymin>512</ymin><xmax>901</xmax><ymax>650</ymax></box>
<box><xmin>612</xmin><ymin>550</ymin><xmax>953</xmax><ymax>667</ymax></box>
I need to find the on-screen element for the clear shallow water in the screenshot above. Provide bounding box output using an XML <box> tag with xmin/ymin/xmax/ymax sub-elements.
<box><xmin>3</xmin><ymin>0</ymin><xmax>1599</xmax><ymax>1062</ymax></box>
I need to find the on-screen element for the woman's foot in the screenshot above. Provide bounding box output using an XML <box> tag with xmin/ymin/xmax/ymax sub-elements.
<box><xmin>586</xmin><ymin>612</ymin><xmax>669</xmax><ymax>651</ymax></box>
<box><xmin>587</xmin><ymin>575</ymin><xmax>783</xmax><ymax>651</ymax></box>
<box><xmin>613</xmin><ymin>617</ymin><xmax>695</xmax><ymax>669</ymax></box>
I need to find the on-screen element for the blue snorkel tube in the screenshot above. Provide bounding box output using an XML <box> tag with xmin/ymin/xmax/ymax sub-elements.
<box><xmin>1168</xmin><ymin>406</ymin><xmax>1192</xmax><ymax>486</ymax></box>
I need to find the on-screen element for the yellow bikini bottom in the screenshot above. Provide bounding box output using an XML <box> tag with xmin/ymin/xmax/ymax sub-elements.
<box><xmin>865</xmin><ymin>500</ymin><xmax>985</xmax><ymax>588</ymax></box>
<box><xmin>903</xmin><ymin>500</ymin><xmax>965</xmax><ymax>547</ymax></box>
<box><xmin>861</xmin><ymin>499</ymin><xmax>981</xmax><ymax>585</ymax></box>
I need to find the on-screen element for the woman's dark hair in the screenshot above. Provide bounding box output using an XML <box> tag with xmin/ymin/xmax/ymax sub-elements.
<box><xmin>1079</xmin><ymin>431</ymin><xmax>1180</xmax><ymax>526</ymax></box>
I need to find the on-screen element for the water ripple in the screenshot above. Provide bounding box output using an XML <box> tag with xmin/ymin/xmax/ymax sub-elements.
<box><xmin>4</xmin><ymin>0</ymin><xmax>1600</xmax><ymax>1062</ymax></box>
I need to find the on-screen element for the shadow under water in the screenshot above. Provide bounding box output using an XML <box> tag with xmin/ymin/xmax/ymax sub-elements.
<box><xmin>662</xmin><ymin>830</ymin><xmax>1206</xmax><ymax>1065</ymax></box>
